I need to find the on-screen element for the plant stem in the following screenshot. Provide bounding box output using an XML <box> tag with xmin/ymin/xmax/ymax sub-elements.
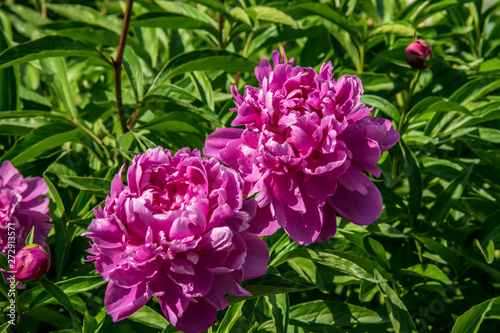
<box><xmin>398</xmin><ymin>70</ymin><xmax>421</xmax><ymax>134</ymax></box>
<box><xmin>128</xmin><ymin>108</ymin><xmax>141</xmax><ymax>129</ymax></box>
<box><xmin>359</xmin><ymin>44</ymin><xmax>364</xmax><ymax>73</ymax></box>
<box><xmin>392</xmin><ymin>70</ymin><xmax>421</xmax><ymax>178</ymax></box>
<box><xmin>112</xmin><ymin>0</ymin><xmax>134</xmax><ymax>135</ymax></box>
<box><xmin>41</xmin><ymin>0</ymin><xmax>47</xmax><ymax>18</ymax></box>
<box><xmin>235</xmin><ymin>30</ymin><xmax>254</xmax><ymax>87</ymax></box>
<box><xmin>218</xmin><ymin>0</ymin><xmax>226</xmax><ymax>49</ymax></box>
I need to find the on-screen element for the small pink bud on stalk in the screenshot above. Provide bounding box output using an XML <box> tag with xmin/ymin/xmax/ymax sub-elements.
<box><xmin>13</xmin><ymin>244</ymin><xmax>50</xmax><ymax>282</ymax></box>
<box><xmin>405</xmin><ymin>40</ymin><xmax>432</xmax><ymax>69</ymax></box>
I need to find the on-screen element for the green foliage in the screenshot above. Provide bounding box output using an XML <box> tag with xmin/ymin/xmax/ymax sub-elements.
<box><xmin>0</xmin><ymin>0</ymin><xmax>499</xmax><ymax>332</ymax></box>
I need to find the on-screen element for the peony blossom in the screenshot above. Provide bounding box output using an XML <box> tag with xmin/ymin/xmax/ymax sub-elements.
<box><xmin>84</xmin><ymin>147</ymin><xmax>269</xmax><ymax>333</ymax></box>
<box><xmin>0</xmin><ymin>161</ymin><xmax>51</xmax><ymax>257</ymax></box>
<box><xmin>405</xmin><ymin>39</ymin><xmax>431</xmax><ymax>69</ymax></box>
<box><xmin>13</xmin><ymin>244</ymin><xmax>50</xmax><ymax>281</ymax></box>
<box><xmin>204</xmin><ymin>51</ymin><xmax>400</xmax><ymax>245</ymax></box>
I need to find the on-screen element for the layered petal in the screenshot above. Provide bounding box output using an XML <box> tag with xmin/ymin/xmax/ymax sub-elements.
<box><xmin>203</xmin><ymin>51</ymin><xmax>399</xmax><ymax>245</ymax></box>
<box><xmin>84</xmin><ymin>147</ymin><xmax>269</xmax><ymax>332</ymax></box>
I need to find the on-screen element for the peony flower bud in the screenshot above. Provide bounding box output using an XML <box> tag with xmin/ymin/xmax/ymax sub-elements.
<box><xmin>13</xmin><ymin>244</ymin><xmax>50</xmax><ymax>281</ymax></box>
<box><xmin>405</xmin><ymin>39</ymin><xmax>431</xmax><ymax>69</ymax></box>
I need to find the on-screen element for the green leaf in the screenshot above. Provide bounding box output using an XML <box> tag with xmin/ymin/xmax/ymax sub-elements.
<box><xmin>127</xmin><ymin>306</ymin><xmax>169</xmax><ymax>330</ymax></box>
<box><xmin>226</xmin><ymin>274</ymin><xmax>315</xmax><ymax>304</ymax></box>
<box><xmin>25</xmin><ymin>305</ymin><xmax>71</xmax><ymax>329</ymax></box>
<box><xmin>138</xmin><ymin>112</ymin><xmax>202</xmax><ymax>135</ymax></box>
<box><xmin>266</xmin><ymin>293</ymin><xmax>289</xmax><ymax>333</ymax></box>
<box><xmin>20</xmin><ymin>276</ymin><xmax>107</xmax><ymax>306</ymax></box>
<box><xmin>287</xmin><ymin>257</ymin><xmax>327</xmax><ymax>292</ymax></box>
<box><xmin>413</xmin><ymin>235</ymin><xmax>460</xmax><ymax>272</ymax></box>
<box><xmin>142</xmin><ymin>95</ymin><xmax>223</xmax><ymax>129</ymax></box>
<box><xmin>151</xmin><ymin>50</ymin><xmax>255</xmax><ymax>87</ymax></box>
<box><xmin>359</xmin><ymin>280</ymin><xmax>379</xmax><ymax>302</ymax></box>
<box><xmin>285</xmin><ymin>3</ymin><xmax>358</xmax><ymax>36</ymax></box>
<box><xmin>25</xmin><ymin>226</ymin><xmax>35</xmax><ymax>246</ymax></box>
<box><xmin>0</xmin><ymin>27</ymin><xmax>19</xmax><ymax>111</ymax></box>
<box><xmin>45</xmin><ymin>3</ymin><xmax>122</xmax><ymax>34</ymax></box>
<box><xmin>0</xmin><ymin>252</ymin><xmax>10</xmax><ymax>271</ymax></box>
<box><xmin>0</xmin><ymin>322</ymin><xmax>10</xmax><ymax>333</ymax></box>
<box><xmin>216</xmin><ymin>301</ymin><xmax>245</xmax><ymax>333</ymax></box>
<box><xmin>1</xmin><ymin>123</ymin><xmax>82</xmax><ymax>167</ymax></box>
<box><xmin>130</xmin><ymin>12</ymin><xmax>219</xmax><ymax>36</ymax></box>
<box><xmin>361</xmin><ymin>94</ymin><xmax>400</xmax><ymax>121</ymax></box>
<box><xmin>190</xmin><ymin>71</ymin><xmax>214</xmax><ymax>111</ymax></box>
<box><xmin>401</xmin><ymin>264</ymin><xmax>453</xmax><ymax>285</ymax></box>
<box><xmin>43</xmin><ymin>174</ymin><xmax>65</xmax><ymax>219</ymax></box>
<box><xmin>0</xmin><ymin>36</ymin><xmax>109</xmax><ymax>70</ymax></box>
<box><xmin>400</xmin><ymin>140</ymin><xmax>422</xmax><ymax>223</ymax></box>
<box><xmin>274</xmin><ymin>248</ymin><xmax>396</xmax><ymax>284</ymax></box>
<box><xmin>287</xmin><ymin>300</ymin><xmax>389</xmax><ymax>327</ymax></box>
<box><xmin>451</xmin><ymin>297</ymin><xmax>500</xmax><ymax>333</ymax></box>
<box><xmin>370</xmin><ymin>23</ymin><xmax>415</xmax><ymax>37</ymax></box>
<box><xmin>123</xmin><ymin>46</ymin><xmax>144</xmax><ymax>103</ymax></box>
<box><xmin>40</xmin><ymin>57</ymin><xmax>79</xmax><ymax>120</ymax></box>
<box><xmin>247</xmin><ymin>6</ymin><xmax>296</xmax><ymax>27</ymax></box>
<box><xmin>39</xmin><ymin>277</ymin><xmax>82</xmax><ymax>333</ymax></box>
<box><xmin>83</xmin><ymin>311</ymin><xmax>98</xmax><ymax>333</ymax></box>
<box><xmin>449</xmin><ymin>78</ymin><xmax>500</xmax><ymax>106</ymax></box>
<box><xmin>376</xmin><ymin>271</ymin><xmax>418</xmax><ymax>333</ymax></box>
<box><xmin>474</xmin><ymin>239</ymin><xmax>495</xmax><ymax>264</ymax></box>
<box><xmin>57</xmin><ymin>175</ymin><xmax>111</xmax><ymax>198</ymax></box>
<box><xmin>425</xmin><ymin>165</ymin><xmax>473</xmax><ymax>226</ymax></box>
<box><xmin>154</xmin><ymin>1</ymin><xmax>217</xmax><ymax>28</ymax></box>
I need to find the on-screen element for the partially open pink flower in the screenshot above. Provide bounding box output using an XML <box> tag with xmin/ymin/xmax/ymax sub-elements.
<box><xmin>13</xmin><ymin>244</ymin><xmax>50</xmax><ymax>281</ymax></box>
<box><xmin>405</xmin><ymin>40</ymin><xmax>431</xmax><ymax>69</ymax></box>
<box><xmin>0</xmin><ymin>161</ymin><xmax>51</xmax><ymax>257</ymax></box>
<box><xmin>204</xmin><ymin>51</ymin><xmax>400</xmax><ymax>245</ymax></box>
<box><xmin>84</xmin><ymin>147</ymin><xmax>269</xmax><ymax>333</ymax></box>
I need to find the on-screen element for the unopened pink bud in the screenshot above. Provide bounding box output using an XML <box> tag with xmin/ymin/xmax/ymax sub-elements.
<box><xmin>13</xmin><ymin>244</ymin><xmax>50</xmax><ymax>282</ymax></box>
<box><xmin>405</xmin><ymin>40</ymin><xmax>431</xmax><ymax>69</ymax></box>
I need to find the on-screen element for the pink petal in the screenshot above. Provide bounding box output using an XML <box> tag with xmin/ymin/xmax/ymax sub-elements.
<box><xmin>328</xmin><ymin>177</ymin><xmax>383</xmax><ymax>225</ymax></box>
<box><xmin>241</xmin><ymin>231</ymin><xmax>269</xmax><ymax>279</ymax></box>
<box><xmin>203</xmin><ymin>128</ymin><xmax>244</xmax><ymax>159</ymax></box>
<box><xmin>105</xmin><ymin>281</ymin><xmax>152</xmax><ymax>321</ymax></box>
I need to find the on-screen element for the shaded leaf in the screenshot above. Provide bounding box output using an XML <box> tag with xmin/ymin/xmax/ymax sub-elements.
<box><xmin>425</xmin><ymin>165</ymin><xmax>473</xmax><ymax>226</ymax></box>
<box><xmin>0</xmin><ymin>36</ymin><xmax>109</xmax><ymax>70</ymax></box>
<box><xmin>151</xmin><ymin>49</ymin><xmax>256</xmax><ymax>87</ymax></box>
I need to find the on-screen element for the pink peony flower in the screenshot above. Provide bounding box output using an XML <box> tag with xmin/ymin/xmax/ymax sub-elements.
<box><xmin>84</xmin><ymin>147</ymin><xmax>269</xmax><ymax>333</ymax></box>
<box><xmin>0</xmin><ymin>161</ymin><xmax>51</xmax><ymax>257</ymax></box>
<box><xmin>13</xmin><ymin>244</ymin><xmax>50</xmax><ymax>281</ymax></box>
<box><xmin>405</xmin><ymin>39</ymin><xmax>431</xmax><ymax>69</ymax></box>
<box><xmin>204</xmin><ymin>51</ymin><xmax>400</xmax><ymax>245</ymax></box>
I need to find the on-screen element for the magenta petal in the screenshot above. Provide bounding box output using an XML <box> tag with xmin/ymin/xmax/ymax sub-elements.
<box><xmin>273</xmin><ymin>197</ymin><xmax>322</xmax><ymax>245</ymax></box>
<box><xmin>315</xmin><ymin>203</ymin><xmax>337</xmax><ymax>243</ymax></box>
<box><xmin>173</xmin><ymin>298</ymin><xmax>218</xmax><ymax>333</ymax></box>
<box><xmin>246</xmin><ymin>204</ymin><xmax>280</xmax><ymax>236</ymax></box>
<box><xmin>105</xmin><ymin>281</ymin><xmax>152</xmax><ymax>321</ymax></box>
<box><xmin>328</xmin><ymin>178</ymin><xmax>383</xmax><ymax>225</ymax></box>
<box><xmin>203</xmin><ymin>128</ymin><xmax>244</xmax><ymax>159</ymax></box>
<box><xmin>241</xmin><ymin>232</ymin><xmax>269</xmax><ymax>279</ymax></box>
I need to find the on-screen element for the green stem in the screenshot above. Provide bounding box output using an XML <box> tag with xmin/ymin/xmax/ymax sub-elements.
<box><xmin>112</xmin><ymin>0</ymin><xmax>134</xmax><ymax>135</ymax></box>
<box><xmin>15</xmin><ymin>283</ymin><xmax>22</xmax><ymax>331</ymax></box>
<box><xmin>235</xmin><ymin>31</ymin><xmax>254</xmax><ymax>87</ymax></box>
<box><xmin>392</xmin><ymin>70</ymin><xmax>421</xmax><ymax>178</ymax></box>
<box><xmin>359</xmin><ymin>45</ymin><xmax>364</xmax><ymax>73</ymax></box>
<box><xmin>218</xmin><ymin>0</ymin><xmax>226</xmax><ymax>49</ymax></box>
